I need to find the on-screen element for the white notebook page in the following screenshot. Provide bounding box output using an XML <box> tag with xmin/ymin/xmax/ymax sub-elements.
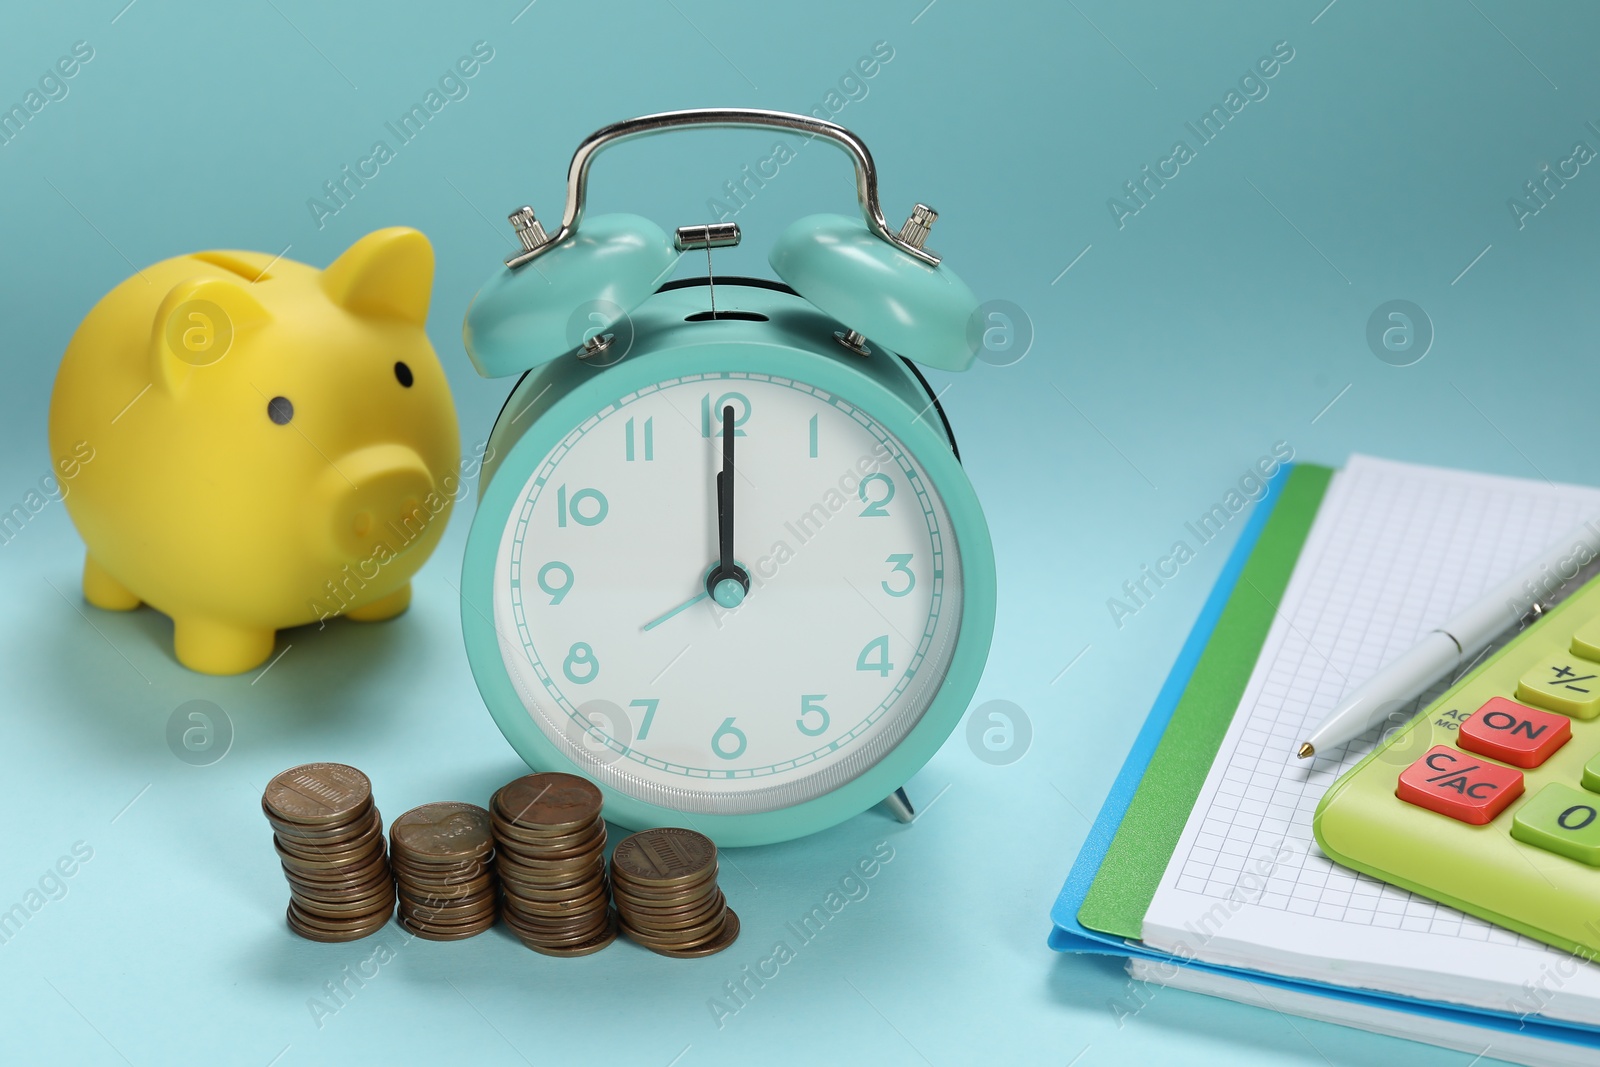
<box><xmin>1142</xmin><ymin>455</ymin><xmax>1600</xmax><ymax>1026</ymax></box>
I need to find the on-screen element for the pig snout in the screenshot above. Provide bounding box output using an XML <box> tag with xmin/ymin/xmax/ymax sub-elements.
<box><xmin>317</xmin><ymin>444</ymin><xmax>438</xmax><ymax>559</ymax></box>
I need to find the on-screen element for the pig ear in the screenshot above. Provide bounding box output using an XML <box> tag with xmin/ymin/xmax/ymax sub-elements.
<box><xmin>321</xmin><ymin>227</ymin><xmax>433</xmax><ymax>326</ymax></box>
<box><xmin>148</xmin><ymin>277</ymin><xmax>270</xmax><ymax>394</ymax></box>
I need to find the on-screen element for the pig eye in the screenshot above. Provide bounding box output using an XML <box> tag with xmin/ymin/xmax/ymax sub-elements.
<box><xmin>394</xmin><ymin>361</ymin><xmax>414</xmax><ymax>388</ymax></box>
<box><xmin>267</xmin><ymin>396</ymin><xmax>294</xmax><ymax>425</ymax></box>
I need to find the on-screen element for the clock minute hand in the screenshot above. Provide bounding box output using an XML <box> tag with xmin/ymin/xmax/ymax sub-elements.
<box><xmin>708</xmin><ymin>405</ymin><xmax>749</xmax><ymax>608</ymax></box>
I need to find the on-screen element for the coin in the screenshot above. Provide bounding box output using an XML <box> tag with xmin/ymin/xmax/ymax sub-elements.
<box><xmin>610</xmin><ymin>829</ymin><xmax>736</xmax><ymax>958</ymax></box>
<box><xmin>264</xmin><ymin>764</ymin><xmax>373</xmax><ymax>826</ymax></box>
<box><xmin>398</xmin><ymin>907</ymin><xmax>499</xmax><ymax>940</ymax></box>
<box><xmin>491</xmin><ymin>773</ymin><xmax>615</xmax><ymax>956</ymax></box>
<box><xmin>389</xmin><ymin>801</ymin><xmax>498</xmax><ymax>941</ymax></box>
<box><xmin>517</xmin><ymin>922</ymin><xmax>619</xmax><ymax>958</ymax></box>
<box><xmin>646</xmin><ymin>910</ymin><xmax>741</xmax><ymax>959</ymax></box>
<box><xmin>391</xmin><ymin>803</ymin><xmax>494</xmax><ymax>863</ymax></box>
<box><xmin>493</xmin><ymin>774</ymin><xmax>602</xmax><ymax>831</ymax></box>
<box><xmin>610</xmin><ymin>828</ymin><xmax>717</xmax><ymax>887</ymax></box>
<box><xmin>265</xmin><ymin>764</ymin><xmax>395</xmax><ymax>943</ymax></box>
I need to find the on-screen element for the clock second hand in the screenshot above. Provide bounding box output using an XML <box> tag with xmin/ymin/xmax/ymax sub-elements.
<box><xmin>641</xmin><ymin>589</ymin><xmax>709</xmax><ymax>632</ymax></box>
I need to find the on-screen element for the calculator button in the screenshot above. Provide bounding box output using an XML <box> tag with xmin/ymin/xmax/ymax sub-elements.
<box><xmin>1585</xmin><ymin>752</ymin><xmax>1600</xmax><ymax>794</ymax></box>
<box><xmin>1457</xmin><ymin>697</ymin><xmax>1572</xmax><ymax>767</ymax></box>
<box><xmin>1511</xmin><ymin>783</ymin><xmax>1600</xmax><ymax>866</ymax></box>
<box><xmin>1396</xmin><ymin>745</ymin><xmax>1525</xmax><ymax>824</ymax></box>
<box><xmin>1571</xmin><ymin>618</ymin><xmax>1600</xmax><ymax>662</ymax></box>
<box><xmin>1516</xmin><ymin>656</ymin><xmax>1600</xmax><ymax>720</ymax></box>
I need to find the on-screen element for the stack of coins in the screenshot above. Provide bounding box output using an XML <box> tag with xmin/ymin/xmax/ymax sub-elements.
<box><xmin>263</xmin><ymin>763</ymin><xmax>394</xmax><ymax>942</ymax></box>
<box><xmin>610</xmin><ymin>828</ymin><xmax>740</xmax><ymax>958</ymax></box>
<box><xmin>491</xmin><ymin>773</ymin><xmax>617</xmax><ymax>956</ymax></box>
<box><xmin>389</xmin><ymin>802</ymin><xmax>497</xmax><ymax>941</ymax></box>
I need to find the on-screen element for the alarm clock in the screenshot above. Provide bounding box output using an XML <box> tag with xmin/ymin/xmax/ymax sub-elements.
<box><xmin>459</xmin><ymin>108</ymin><xmax>995</xmax><ymax>846</ymax></box>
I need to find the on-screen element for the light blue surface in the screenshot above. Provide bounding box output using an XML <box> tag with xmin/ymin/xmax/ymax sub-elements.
<box><xmin>3</xmin><ymin>1</ymin><xmax>1599</xmax><ymax>1064</ymax></box>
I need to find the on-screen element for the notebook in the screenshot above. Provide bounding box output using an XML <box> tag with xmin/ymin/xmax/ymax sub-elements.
<box><xmin>1052</xmin><ymin>455</ymin><xmax>1600</xmax><ymax>1065</ymax></box>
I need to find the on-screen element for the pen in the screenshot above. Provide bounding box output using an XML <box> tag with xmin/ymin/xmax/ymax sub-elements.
<box><xmin>1296</xmin><ymin>514</ymin><xmax>1600</xmax><ymax>759</ymax></box>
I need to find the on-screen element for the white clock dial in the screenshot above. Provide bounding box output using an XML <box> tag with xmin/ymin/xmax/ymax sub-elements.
<box><xmin>492</xmin><ymin>370</ymin><xmax>963</xmax><ymax>816</ymax></box>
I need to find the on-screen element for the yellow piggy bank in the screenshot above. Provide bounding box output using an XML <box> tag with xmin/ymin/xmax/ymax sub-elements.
<box><xmin>48</xmin><ymin>228</ymin><xmax>461</xmax><ymax>674</ymax></box>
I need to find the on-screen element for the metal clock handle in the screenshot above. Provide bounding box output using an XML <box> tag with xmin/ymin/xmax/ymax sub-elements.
<box><xmin>504</xmin><ymin>107</ymin><xmax>940</xmax><ymax>270</ymax></box>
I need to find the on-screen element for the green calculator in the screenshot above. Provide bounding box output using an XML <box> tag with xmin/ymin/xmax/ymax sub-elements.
<box><xmin>1314</xmin><ymin>575</ymin><xmax>1600</xmax><ymax>957</ymax></box>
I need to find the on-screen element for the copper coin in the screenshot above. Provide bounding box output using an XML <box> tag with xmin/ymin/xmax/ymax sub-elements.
<box><xmin>493</xmin><ymin>774</ymin><xmax>602</xmax><ymax>831</ymax></box>
<box><xmin>610</xmin><ymin>869</ymin><xmax>718</xmax><ymax>902</ymax></box>
<box><xmin>390</xmin><ymin>855</ymin><xmax>493</xmax><ymax>882</ymax></box>
<box><xmin>492</xmin><ymin>831</ymin><xmax>604</xmax><ymax>863</ymax></box>
<box><xmin>287</xmin><ymin>909</ymin><xmax>390</xmax><ymax>943</ymax></box>
<box><xmin>395</xmin><ymin>872</ymin><xmax>494</xmax><ymax>898</ymax></box>
<box><xmin>283</xmin><ymin>860</ymin><xmax>393</xmax><ymax>891</ymax></box>
<box><xmin>500</xmin><ymin>873</ymin><xmax>607</xmax><ymax>903</ymax></box>
<box><xmin>400</xmin><ymin>884</ymin><xmax>497</xmax><ymax>913</ymax></box>
<box><xmin>275</xmin><ymin>829</ymin><xmax>385</xmax><ymax>865</ymax></box>
<box><xmin>622</xmin><ymin>899</ymin><xmax>727</xmax><ymax>938</ymax></box>
<box><xmin>275</xmin><ymin>845</ymin><xmax>387</xmax><ymax>876</ymax></box>
<box><xmin>269</xmin><ymin>803</ymin><xmax>381</xmax><ymax>839</ymax></box>
<box><xmin>610</xmin><ymin>829</ymin><xmax>716</xmax><ymax>888</ymax></box>
<box><xmin>503</xmin><ymin>912</ymin><xmax>612</xmax><ymax>944</ymax></box>
<box><xmin>489</xmin><ymin>812</ymin><xmax>604</xmax><ymax>847</ymax></box>
<box><xmin>399</xmin><ymin>914</ymin><xmax>497</xmax><ymax>941</ymax></box>
<box><xmin>263</xmin><ymin>798</ymin><xmax>376</xmax><ymax>837</ymax></box>
<box><xmin>390</xmin><ymin>802</ymin><xmax>494</xmax><ymax>862</ymax></box>
<box><xmin>514</xmin><ymin>916</ymin><xmax>618</xmax><ymax>958</ymax></box>
<box><xmin>495</xmin><ymin>853</ymin><xmax>601</xmax><ymax>878</ymax></box>
<box><xmin>502</xmin><ymin>888</ymin><xmax>608</xmax><ymax>918</ymax></box>
<box><xmin>264</xmin><ymin>764</ymin><xmax>373</xmax><ymax>826</ymax></box>
<box><xmin>641</xmin><ymin>910</ymin><xmax>740</xmax><ymax>958</ymax></box>
<box><xmin>618</xmin><ymin>893</ymin><xmax>726</xmax><ymax>929</ymax></box>
<box><xmin>400</xmin><ymin>898</ymin><xmax>495</xmax><ymax>925</ymax></box>
<box><xmin>287</xmin><ymin>902</ymin><xmax>392</xmax><ymax>938</ymax></box>
<box><xmin>293</xmin><ymin>888</ymin><xmax>395</xmax><ymax>919</ymax></box>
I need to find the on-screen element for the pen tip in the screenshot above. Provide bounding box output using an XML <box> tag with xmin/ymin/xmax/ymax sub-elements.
<box><xmin>1297</xmin><ymin>742</ymin><xmax>1314</xmax><ymax>759</ymax></box>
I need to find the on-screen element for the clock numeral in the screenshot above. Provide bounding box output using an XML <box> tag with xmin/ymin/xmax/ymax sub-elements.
<box><xmin>556</xmin><ymin>484</ymin><xmax>609</xmax><ymax>527</ymax></box>
<box><xmin>563</xmin><ymin>641</ymin><xmax>600</xmax><ymax>684</ymax></box>
<box><xmin>808</xmin><ymin>414</ymin><xmax>819</xmax><ymax>458</ymax></box>
<box><xmin>858</xmin><ymin>473</ymin><xmax>895</xmax><ymax>518</ymax></box>
<box><xmin>882</xmin><ymin>553</ymin><xmax>915</xmax><ymax>597</ymax></box>
<box><xmin>711</xmin><ymin>717</ymin><xmax>747</xmax><ymax>760</ymax></box>
<box><xmin>700</xmin><ymin>392</ymin><xmax>751</xmax><ymax>437</ymax></box>
<box><xmin>856</xmin><ymin>635</ymin><xmax>894</xmax><ymax>677</ymax></box>
<box><xmin>797</xmin><ymin>694</ymin><xmax>830</xmax><ymax>736</ymax></box>
<box><xmin>625</xmin><ymin>417</ymin><xmax>654</xmax><ymax>461</ymax></box>
<box><xmin>537</xmin><ymin>561</ymin><xmax>574</xmax><ymax>604</ymax></box>
<box><xmin>630</xmin><ymin>698</ymin><xmax>660</xmax><ymax>740</ymax></box>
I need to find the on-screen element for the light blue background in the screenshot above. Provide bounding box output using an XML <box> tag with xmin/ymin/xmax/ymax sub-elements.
<box><xmin>0</xmin><ymin>1</ymin><xmax>1594</xmax><ymax>1064</ymax></box>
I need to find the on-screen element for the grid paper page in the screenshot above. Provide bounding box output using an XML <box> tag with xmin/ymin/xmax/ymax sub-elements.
<box><xmin>1142</xmin><ymin>455</ymin><xmax>1600</xmax><ymax>1025</ymax></box>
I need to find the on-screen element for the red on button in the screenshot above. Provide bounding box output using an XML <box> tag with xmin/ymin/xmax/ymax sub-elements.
<box><xmin>1458</xmin><ymin>697</ymin><xmax>1572</xmax><ymax>768</ymax></box>
<box><xmin>1397</xmin><ymin>745</ymin><xmax>1525</xmax><ymax>825</ymax></box>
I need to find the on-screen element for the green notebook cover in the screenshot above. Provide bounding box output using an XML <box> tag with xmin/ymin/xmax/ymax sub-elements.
<box><xmin>1076</xmin><ymin>463</ymin><xmax>1333</xmax><ymax>940</ymax></box>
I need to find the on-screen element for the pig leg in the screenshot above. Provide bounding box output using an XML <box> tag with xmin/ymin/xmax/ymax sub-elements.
<box><xmin>83</xmin><ymin>555</ymin><xmax>140</xmax><ymax>610</ymax></box>
<box><xmin>346</xmin><ymin>582</ymin><xmax>411</xmax><ymax>622</ymax></box>
<box><xmin>173</xmin><ymin>618</ymin><xmax>276</xmax><ymax>675</ymax></box>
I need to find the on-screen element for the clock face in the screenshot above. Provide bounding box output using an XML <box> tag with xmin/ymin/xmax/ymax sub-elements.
<box><xmin>490</xmin><ymin>370</ymin><xmax>964</xmax><ymax>817</ymax></box>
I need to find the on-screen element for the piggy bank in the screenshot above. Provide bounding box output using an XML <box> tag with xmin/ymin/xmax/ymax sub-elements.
<box><xmin>48</xmin><ymin>228</ymin><xmax>461</xmax><ymax>674</ymax></box>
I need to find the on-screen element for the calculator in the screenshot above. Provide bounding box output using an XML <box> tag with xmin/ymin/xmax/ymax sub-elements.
<box><xmin>1314</xmin><ymin>574</ymin><xmax>1600</xmax><ymax>957</ymax></box>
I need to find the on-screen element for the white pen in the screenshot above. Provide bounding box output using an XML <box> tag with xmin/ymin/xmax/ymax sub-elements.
<box><xmin>1297</xmin><ymin>515</ymin><xmax>1600</xmax><ymax>759</ymax></box>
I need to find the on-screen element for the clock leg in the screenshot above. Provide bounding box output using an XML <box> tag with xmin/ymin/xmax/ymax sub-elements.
<box><xmin>882</xmin><ymin>787</ymin><xmax>916</xmax><ymax>824</ymax></box>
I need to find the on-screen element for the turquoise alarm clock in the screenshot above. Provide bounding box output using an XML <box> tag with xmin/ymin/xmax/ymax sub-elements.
<box><xmin>459</xmin><ymin>109</ymin><xmax>996</xmax><ymax>846</ymax></box>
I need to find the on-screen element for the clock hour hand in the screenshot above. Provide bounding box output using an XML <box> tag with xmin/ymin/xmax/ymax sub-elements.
<box><xmin>706</xmin><ymin>405</ymin><xmax>750</xmax><ymax>609</ymax></box>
